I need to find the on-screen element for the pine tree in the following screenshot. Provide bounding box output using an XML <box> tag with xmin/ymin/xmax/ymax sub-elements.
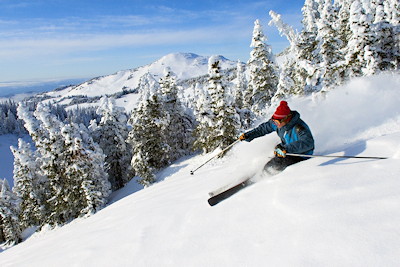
<box><xmin>318</xmin><ymin>0</ymin><xmax>346</xmax><ymax>90</ymax></box>
<box><xmin>271</xmin><ymin>55</ymin><xmax>296</xmax><ymax>103</ymax></box>
<box><xmin>390</xmin><ymin>0</ymin><xmax>400</xmax><ymax>69</ymax></box>
<box><xmin>17</xmin><ymin>102</ymin><xmax>51</xmax><ymax>152</ymax></box>
<box><xmin>0</xmin><ymin>179</ymin><xmax>21</xmax><ymax>246</ymax></box>
<box><xmin>32</xmin><ymin>103</ymin><xmax>72</xmax><ymax>225</ymax></box>
<box><xmin>60</xmin><ymin>123</ymin><xmax>111</xmax><ymax>217</ymax></box>
<box><xmin>247</xmin><ymin>19</ymin><xmax>279</xmax><ymax>114</ymax></box>
<box><xmin>127</xmin><ymin>74</ymin><xmax>170</xmax><ymax>186</ymax></box>
<box><xmin>268</xmin><ymin>11</ymin><xmax>299</xmax><ymax>47</ymax></box>
<box><xmin>368</xmin><ymin>0</ymin><xmax>397</xmax><ymax>73</ymax></box>
<box><xmin>92</xmin><ymin>97</ymin><xmax>133</xmax><ymax>191</ymax></box>
<box><xmin>235</xmin><ymin>60</ymin><xmax>253</xmax><ymax>130</ymax></box>
<box><xmin>11</xmin><ymin>139</ymin><xmax>47</xmax><ymax>229</ymax></box>
<box><xmin>335</xmin><ymin>0</ymin><xmax>352</xmax><ymax>54</ymax></box>
<box><xmin>0</xmin><ymin>100</ymin><xmax>26</xmax><ymax>135</ymax></box>
<box><xmin>192</xmin><ymin>83</ymin><xmax>214</xmax><ymax>153</ymax></box>
<box><xmin>234</xmin><ymin>60</ymin><xmax>245</xmax><ymax>110</ymax></box>
<box><xmin>345</xmin><ymin>0</ymin><xmax>371</xmax><ymax>78</ymax></box>
<box><xmin>17</xmin><ymin>102</ymin><xmax>110</xmax><ymax>225</ymax></box>
<box><xmin>268</xmin><ymin>11</ymin><xmax>302</xmax><ymax>98</ymax></box>
<box><xmin>159</xmin><ymin>68</ymin><xmax>194</xmax><ymax>161</ymax></box>
<box><xmin>297</xmin><ymin>0</ymin><xmax>323</xmax><ymax>93</ymax></box>
<box><xmin>206</xmin><ymin>56</ymin><xmax>239</xmax><ymax>151</ymax></box>
<box><xmin>193</xmin><ymin>57</ymin><xmax>240</xmax><ymax>153</ymax></box>
<box><xmin>329</xmin><ymin>0</ymin><xmax>353</xmax><ymax>86</ymax></box>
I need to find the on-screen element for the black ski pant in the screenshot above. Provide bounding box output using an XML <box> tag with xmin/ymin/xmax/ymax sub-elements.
<box><xmin>264</xmin><ymin>155</ymin><xmax>307</xmax><ymax>175</ymax></box>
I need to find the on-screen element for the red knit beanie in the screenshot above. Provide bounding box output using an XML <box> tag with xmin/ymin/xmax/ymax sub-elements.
<box><xmin>272</xmin><ymin>101</ymin><xmax>291</xmax><ymax>119</ymax></box>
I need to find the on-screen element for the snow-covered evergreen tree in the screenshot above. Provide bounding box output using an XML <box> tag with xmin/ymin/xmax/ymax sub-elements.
<box><xmin>268</xmin><ymin>11</ymin><xmax>299</xmax><ymax>48</ymax></box>
<box><xmin>60</xmin><ymin>123</ymin><xmax>111</xmax><ymax>217</ymax></box>
<box><xmin>67</xmin><ymin>107</ymin><xmax>100</xmax><ymax>128</ymax></box>
<box><xmin>335</xmin><ymin>0</ymin><xmax>352</xmax><ymax>54</ymax></box>
<box><xmin>11</xmin><ymin>139</ymin><xmax>47</xmax><ymax>229</ymax></box>
<box><xmin>318</xmin><ymin>0</ymin><xmax>346</xmax><ymax>90</ymax></box>
<box><xmin>17</xmin><ymin>102</ymin><xmax>110</xmax><ymax>225</ymax></box>
<box><xmin>297</xmin><ymin>0</ymin><xmax>323</xmax><ymax>93</ymax></box>
<box><xmin>17</xmin><ymin>102</ymin><xmax>50</xmax><ymax>151</ymax></box>
<box><xmin>247</xmin><ymin>19</ymin><xmax>279</xmax><ymax>114</ymax></box>
<box><xmin>234</xmin><ymin>60</ymin><xmax>245</xmax><ymax>110</ymax></box>
<box><xmin>127</xmin><ymin>74</ymin><xmax>170</xmax><ymax>186</ymax></box>
<box><xmin>367</xmin><ymin>0</ymin><xmax>398</xmax><ymax>73</ymax></box>
<box><xmin>159</xmin><ymin>68</ymin><xmax>194</xmax><ymax>161</ymax></box>
<box><xmin>345</xmin><ymin>0</ymin><xmax>370</xmax><ymax>77</ymax></box>
<box><xmin>271</xmin><ymin>55</ymin><xmax>296</xmax><ymax>103</ymax></box>
<box><xmin>92</xmin><ymin>97</ymin><xmax>133</xmax><ymax>191</ymax></box>
<box><xmin>390</xmin><ymin>0</ymin><xmax>400</xmax><ymax>69</ymax></box>
<box><xmin>234</xmin><ymin>60</ymin><xmax>253</xmax><ymax>130</ymax></box>
<box><xmin>192</xmin><ymin>83</ymin><xmax>214</xmax><ymax>153</ymax></box>
<box><xmin>31</xmin><ymin>103</ymin><xmax>71</xmax><ymax>225</ymax></box>
<box><xmin>0</xmin><ymin>179</ymin><xmax>21</xmax><ymax>246</ymax></box>
<box><xmin>0</xmin><ymin>100</ymin><xmax>26</xmax><ymax>135</ymax></box>
<box><xmin>199</xmin><ymin>56</ymin><xmax>239</xmax><ymax>152</ymax></box>
<box><xmin>268</xmin><ymin>11</ymin><xmax>302</xmax><ymax>98</ymax></box>
<box><xmin>269</xmin><ymin>0</ymin><xmax>399</xmax><ymax>95</ymax></box>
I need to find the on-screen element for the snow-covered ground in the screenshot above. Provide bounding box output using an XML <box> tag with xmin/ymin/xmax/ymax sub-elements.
<box><xmin>1</xmin><ymin>73</ymin><xmax>400</xmax><ymax>266</ymax></box>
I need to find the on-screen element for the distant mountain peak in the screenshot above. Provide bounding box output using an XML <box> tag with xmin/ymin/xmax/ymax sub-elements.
<box><xmin>38</xmin><ymin>52</ymin><xmax>238</xmax><ymax>111</ymax></box>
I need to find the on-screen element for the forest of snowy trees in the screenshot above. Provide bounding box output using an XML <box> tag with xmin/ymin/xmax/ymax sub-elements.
<box><xmin>1</xmin><ymin>0</ymin><xmax>399</xmax><ymax>247</ymax></box>
<box><xmin>0</xmin><ymin>101</ymin><xmax>26</xmax><ymax>135</ymax></box>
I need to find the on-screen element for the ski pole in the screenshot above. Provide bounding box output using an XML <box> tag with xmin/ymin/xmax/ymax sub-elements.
<box><xmin>286</xmin><ymin>153</ymin><xmax>388</xmax><ymax>160</ymax></box>
<box><xmin>190</xmin><ymin>139</ymin><xmax>240</xmax><ymax>175</ymax></box>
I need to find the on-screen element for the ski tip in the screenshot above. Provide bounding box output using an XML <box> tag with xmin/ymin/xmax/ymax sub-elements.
<box><xmin>208</xmin><ymin>198</ymin><xmax>218</xmax><ymax>206</ymax></box>
<box><xmin>190</xmin><ymin>171</ymin><xmax>194</xmax><ymax>175</ymax></box>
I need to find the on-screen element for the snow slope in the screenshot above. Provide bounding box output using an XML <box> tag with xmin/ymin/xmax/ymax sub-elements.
<box><xmin>1</xmin><ymin>73</ymin><xmax>400</xmax><ymax>266</ymax></box>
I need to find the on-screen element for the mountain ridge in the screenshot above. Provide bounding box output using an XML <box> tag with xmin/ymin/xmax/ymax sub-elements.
<box><xmin>38</xmin><ymin>52</ymin><xmax>238</xmax><ymax>111</ymax></box>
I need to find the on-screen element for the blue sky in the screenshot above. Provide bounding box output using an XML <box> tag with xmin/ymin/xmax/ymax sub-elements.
<box><xmin>0</xmin><ymin>0</ymin><xmax>304</xmax><ymax>87</ymax></box>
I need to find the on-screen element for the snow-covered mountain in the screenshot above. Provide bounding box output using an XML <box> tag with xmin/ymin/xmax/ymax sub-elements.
<box><xmin>1</xmin><ymin>72</ymin><xmax>400</xmax><ymax>266</ymax></box>
<box><xmin>39</xmin><ymin>52</ymin><xmax>238</xmax><ymax>112</ymax></box>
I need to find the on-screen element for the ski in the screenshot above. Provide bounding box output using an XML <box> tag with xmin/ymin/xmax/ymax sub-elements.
<box><xmin>207</xmin><ymin>177</ymin><xmax>253</xmax><ymax>206</ymax></box>
<box><xmin>208</xmin><ymin>176</ymin><xmax>252</xmax><ymax>197</ymax></box>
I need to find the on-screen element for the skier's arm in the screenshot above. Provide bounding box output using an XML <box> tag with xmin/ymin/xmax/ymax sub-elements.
<box><xmin>242</xmin><ymin>120</ymin><xmax>276</xmax><ymax>142</ymax></box>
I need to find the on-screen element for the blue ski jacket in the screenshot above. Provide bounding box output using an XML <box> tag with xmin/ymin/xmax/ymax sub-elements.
<box><xmin>244</xmin><ymin>111</ymin><xmax>314</xmax><ymax>155</ymax></box>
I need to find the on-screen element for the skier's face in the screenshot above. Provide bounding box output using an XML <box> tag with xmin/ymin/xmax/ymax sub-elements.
<box><xmin>272</xmin><ymin>113</ymin><xmax>292</xmax><ymax>128</ymax></box>
<box><xmin>272</xmin><ymin>119</ymin><xmax>287</xmax><ymax>128</ymax></box>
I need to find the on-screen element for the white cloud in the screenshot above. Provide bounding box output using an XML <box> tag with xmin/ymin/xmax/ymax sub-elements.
<box><xmin>0</xmin><ymin>24</ymin><xmax>251</xmax><ymax>59</ymax></box>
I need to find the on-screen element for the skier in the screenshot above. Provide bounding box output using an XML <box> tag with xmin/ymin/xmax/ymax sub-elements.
<box><xmin>239</xmin><ymin>101</ymin><xmax>314</xmax><ymax>174</ymax></box>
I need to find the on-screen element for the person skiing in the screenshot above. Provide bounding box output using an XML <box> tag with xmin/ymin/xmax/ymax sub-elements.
<box><xmin>239</xmin><ymin>101</ymin><xmax>314</xmax><ymax>174</ymax></box>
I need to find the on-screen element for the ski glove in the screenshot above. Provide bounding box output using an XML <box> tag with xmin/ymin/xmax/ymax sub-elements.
<box><xmin>239</xmin><ymin>133</ymin><xmax>246</xmax><ymax>141</ymax></box>
<box><xmin>274</xmin><ymin>144</ymin><xmax>287</xmax><ymax>158</ymax></box>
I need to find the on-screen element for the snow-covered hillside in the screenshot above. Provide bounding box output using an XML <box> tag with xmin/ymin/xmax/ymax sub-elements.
<box><xmin>40</xmin><ymin>53</ymin><xmax>237</xmax><ymax>112</ymax></box>
<box><xmin>1</xmin><ymin>73</ymin><xmax>399</xmax><ymax>266</ymax></box>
